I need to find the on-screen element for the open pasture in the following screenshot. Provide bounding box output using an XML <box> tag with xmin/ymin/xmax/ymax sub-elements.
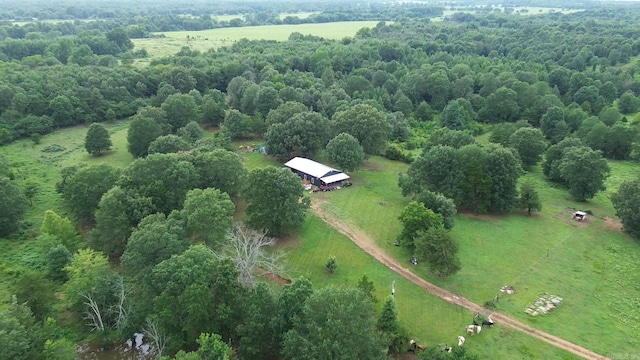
<box><xmin>1</xmin><ymin>120</ymin><xmax>132</xmax><ymax>227</ymax></box>
<box><xmin>211</xmin><ymin>12</ymin><xmax>318</xmax><ymax>22</ymax></box>
<box><xmin>132</xmin><ymin>21</ymin><xmax>381</xmax><ymax>59</ymax></box>
<box><xmin>317</xmin><ymin>155</ymin><xmax>640</xmax><ymax>355</ymax></box>
<box><xmin>283</xmin><ymin>214</ymin><xmax>580</xmax><ymax>359</ymax></box>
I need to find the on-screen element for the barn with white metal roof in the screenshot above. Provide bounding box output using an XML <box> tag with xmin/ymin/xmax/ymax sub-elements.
<box><xmin>284</xmin><ymin>157</ymin><xmax>351</xmax><ymax>188</ymax></box>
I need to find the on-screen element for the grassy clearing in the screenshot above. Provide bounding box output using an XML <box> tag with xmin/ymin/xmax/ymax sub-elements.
<box><xmin>211</xmin><ymin>12</ymin><xmax>318</xmax><ymax>22</ymax></box>
<box><xmin>132</xmin><ymin>21</ymin><xmax>381</xmax><ymax>59</ymax></box>
<box><xmin>0</xmin><ymin>120</ymin><xmax>132</xmax><ymax>309</ymax></box>
<box><xmin>315</xmin><ymin>155</ymin><xmax>640</xmax><ymax>355</ymax></box>
<box><xmin>282</xmin><ymin>214</ymin><xmax>580</xmax><ymax>359</ymax></box>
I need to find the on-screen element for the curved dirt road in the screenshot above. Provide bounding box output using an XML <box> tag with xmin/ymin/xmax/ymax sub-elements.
<box><xmin>310</xmin><ymin>203</ymin><xmax>609</xmax><ymax>360</ymax></box>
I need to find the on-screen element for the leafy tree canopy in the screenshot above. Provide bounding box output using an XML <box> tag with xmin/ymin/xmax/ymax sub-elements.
<box><xmin>325</xmin><ymin>132</ymin><xmax>366</xmax><ymax>172</ymax></box>
<box><xmin>243</xmin><ymin>166</ymin><xmax>310</xmax><ymax>236</ymax></box>
<box><xmin>85</xmin><ymin>123</ymin><xmax>112</xmax><ymax>156</ymax></box>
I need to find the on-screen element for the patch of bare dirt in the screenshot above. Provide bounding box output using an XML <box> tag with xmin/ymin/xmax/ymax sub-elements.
<box><xmin>274</xmin><ymin>233</ymin><xmax>301</xmax><ymax>248</ymax></box>
<box><xmin>263</xmin><ymin>272</ymin><xmax>292</xmax><ymax>286</ymax></box>
<box><xmin>602</xmin><ymin>217</ymin><xmax>624</xmax><ymax>233</ymax></box>
<box><xmin>553</xmin><ymin>208</ymin><xmax>590</xmax><ymax>227</ymax></box>
<box><xmin>310</xmin><ymin>203</ymin><xmax>609</xmax><ymax>360</ymax></box>
<box><xmin>363</xmin><ymin>161</ymin><xmax>381</xmax><ymax>172</ymax></box>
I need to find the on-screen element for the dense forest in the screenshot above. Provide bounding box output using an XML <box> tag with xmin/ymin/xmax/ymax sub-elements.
<box><xmin>1</xmin><ymin>0</ymin><xmax>640</xmax><ymax>359</ymax></box>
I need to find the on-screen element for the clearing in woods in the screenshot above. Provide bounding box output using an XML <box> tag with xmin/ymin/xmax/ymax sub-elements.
<box><xmin>132</xmin><ymin>21</ymin><xmax>382</xmax><ymax>60</ymax></box>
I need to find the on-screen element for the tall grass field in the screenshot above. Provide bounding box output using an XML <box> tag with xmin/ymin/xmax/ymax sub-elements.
<box><xmin>132</xmin><ymin>21</ymin><xmax>381</xmax><ymax>59</ymax></box>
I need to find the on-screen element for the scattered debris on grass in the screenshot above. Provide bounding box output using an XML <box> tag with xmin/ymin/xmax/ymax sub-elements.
<box><xmin>500</xmin><ymin>285</ymin><xmax>515</xmax><ymax>295</ymax></box>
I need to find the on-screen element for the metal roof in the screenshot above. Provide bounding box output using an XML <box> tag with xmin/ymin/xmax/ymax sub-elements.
<box><xmin>284</xmin><ymin>157</ymin><xmax>339</xmax><ymax>178</ymax></box>
<box><xmin>321</xmin><ymin>173</ymin><xmax>350</xmax><ymax>184</ymax></box>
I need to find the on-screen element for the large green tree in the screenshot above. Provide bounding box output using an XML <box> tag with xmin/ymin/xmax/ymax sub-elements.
<box><xmin>485</xmin><ymin>145</ymin><xmax>522</xmax><ymax>212</ymax></box>
<box><xmin>401</xmin><ymin>145</ymin><xmax>463</xmax><ymax>201</ymax></box>
<box><xmin>517</xmin><ymin>181</ymin><xmax>542</xmax><ymax>215</ymax></box>
<box><xmin>181</xmin><ymin>188</ymin><xmax>234</xmax><ymax>246</ymax></box>
<box><xmin>238</xmin><ymin>283</ymin><xmax>278</xmax><ymax>360</ymax></box>
<box><xmin>58</xmin><ymin>163</ymin><xmax>120</xmax><ymax>221</ymax></box>
<box><xmin>118</xmin><ymin>153</ymin><xmax>199</xmax><ymax>215</ymax></box>
<box><xmin>479</xmin><ymin>87</ymin><xmax>520</xmax><ymax>123</ymax></box>
<box><xmin>148</xmin><ymin>134</ymin><xmax>191</xmax><ymax>154</ymax></box>
<box><xmin>190</xmin><ymin>149</ymin><xmax>246</xmax><ymax>198</ymax></box>
<box><xmin>543</xmin><ymin>137</ymin><xmax>584</xmax><ymax>181</ymax></box>
<box><xmin>618</xmin><ymin>91</ymin><xmax>640</xmax><ymax>114</ymax></box>
<box><xmin>611</xmin><ymin>177</ymin><xmax>640</xmax><ymax>239</ymax></box>
<box><xmin>265</xmin><ymin>112</ymin><xmax>330</xmax><ymax>161</ymax></box>
<box><xmin>41</xmin><ymin>210</ymin><xmax>81</xmax><ymax>252</ymax></box>
<box><xmin>456</xmin><ymin>144</ymin><xmax>491</xmax><ymax>213</ymax></box>
<box><xmin>325</xmin><ymin>132</ymin><xmax>366</xmax><ymax>172</ymax></box>
<box><xmin>509</xmin><ymin>127</ymin><xmax>547</xmax><ymax>169</ymax></box>
<box><xmin>414</xmin><ymin>227</ymin><xmax>461</xmax><ymax>278</ymax></box>
<box><xmin>90</xmin><ymin>186</ymin><xmax>156</xmax><ymax>259</ymax></box>
<box><xmin>416</xmin><ymin>191</ymin><xmax>457</xmax><ymax>230</ymax></box>
<box><xmin>121</xmin><ymin>213</ymin><xmax>189</xmax><ymax>282</ymax></box>
<box><xmin>161</xmin><ymin>93</ymin><xmax>199</xmax><ymax>133</ymax></box>
<box><xmin>265</xmin><ymin>101</ymin><xmax>309</xmax><ymax>127</ymax></box>
<box><xmin>127</xmin><ymin>115</ymin><xmax>163</xmax><ymax>158</ymax></box>
<box><xmin>398</xmin><ymin>201</ymin><xmax>444</xmax><ymax>249</ymax></box>
<box><xmin>274</xmin><ymin>277</ymin><xmax>314</xmax><ymax>351</ymax></box>
<box><xmin>84</xmin><ymin>123</ymin><xmax>112</xmax><ymax>156</ymax></box>
<box><xmin>558</xmin><ymin>146</ymin><xmax>610</xmax><ymax>201</ymax></box>
<box><xmin>150</xmin><ymin>245</ymin><xmax>245</xmax><ymax>354</ymax></box>
<box><xmin>440</xmin><ymin>99</ymin><xmax>473</xmax><ymax>130</ymax></box>
<box><xmin>540</xmin><ymin>106</ymin><xmax>568</xmax><ymax>143</ymax></box>
<box><xmin>243</xmin><ymin>166</ymin><xmax>310</xmax><ymax>236</ymax></box>
<box><xmin>282</xmin><ymin>286</ymin><xmax>387</xmax><ymax>360</ymax></box>
<box><xmin>332</xmin><ymin>103</ymin><xmax>392</xmax><ymax>154</ymax></box>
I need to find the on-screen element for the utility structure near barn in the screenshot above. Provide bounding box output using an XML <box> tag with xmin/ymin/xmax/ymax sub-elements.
<box><xmin>284</xmin><ymin>157</ymin><xmax>351</xmax><ymax>189</ymax></box>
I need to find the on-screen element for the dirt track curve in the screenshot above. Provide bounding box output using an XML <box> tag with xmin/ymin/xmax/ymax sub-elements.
<box><xmin>310</xmin><ymin>202</ymin><xmax>609</xmax><ymax>360</ymax></box>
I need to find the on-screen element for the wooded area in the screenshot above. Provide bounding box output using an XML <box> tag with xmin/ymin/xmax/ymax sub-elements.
<box><xmin>1</xmin><ymin>0</ymin><xmax>640</xmax><ymax>358</ymax></box>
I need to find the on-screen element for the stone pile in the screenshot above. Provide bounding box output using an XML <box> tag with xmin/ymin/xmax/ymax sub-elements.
<box><xmin>524</xmin><ymin>293</ymin><xmax>563</xmax><ymax>316</ymax></box>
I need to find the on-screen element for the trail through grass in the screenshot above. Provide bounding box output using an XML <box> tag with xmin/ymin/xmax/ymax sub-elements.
<box><xmin>284</xmin><ymin>214</ymin><xmax>581</xmax><ymax>359</ymax></box>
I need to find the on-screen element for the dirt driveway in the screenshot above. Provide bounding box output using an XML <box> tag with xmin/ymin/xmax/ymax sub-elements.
<box><xmin>310</xmin><ymin>202</ymin><xmax>609</xmax><ymax>360</ymax></box>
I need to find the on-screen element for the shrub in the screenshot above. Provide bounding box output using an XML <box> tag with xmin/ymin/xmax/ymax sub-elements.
<box><xmin>325</xmin><ymin>256</ymin><xmax>337</xmax><ymax>274</ymax></box>
<box><xmin>41</xmin><ymin>144</ymin><xmax>66</xmax><ymax>153</ymax></box>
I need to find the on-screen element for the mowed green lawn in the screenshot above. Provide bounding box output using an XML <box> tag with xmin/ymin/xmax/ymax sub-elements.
<box><xmin>132</xmin><ymin>21</ymin><xmax>381</xmax><ymax>59</ymax></box>
<box><xmin>317</xmin><ymin>155</ymin><xmax>640</xmax><ymax>355</ymax></box>
<box><xmin>284</xmin><ymin>214</ymin><xmax>580</xmax><ymax>359</ymax></box>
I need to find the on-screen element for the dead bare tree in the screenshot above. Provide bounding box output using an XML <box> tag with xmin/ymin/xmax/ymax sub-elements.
<box><xmin>108</xmin><ymin>275</ymin><xmax>131</xmax><ymax>332</ymax></box>
<box><xmin>143</xmin><ymin>317</ymin><xmax>168</xmax><ymax>359</ymax></box>
<box><xmin>78</xmin><ymin>291</ymin><xmax>105</xmax><ymax>332</ymax></box>
<box><xmin>214</xmin><ymin>225</ymin><xmax>286</xmax><ymax>287</ymax></box>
